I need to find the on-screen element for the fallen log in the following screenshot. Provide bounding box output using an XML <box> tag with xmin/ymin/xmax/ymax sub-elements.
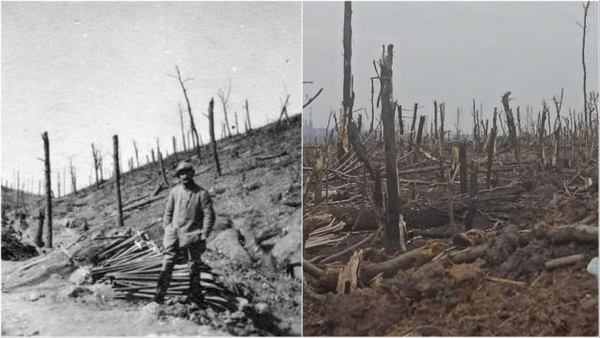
<box><xmin>306</xmin><ymin>242</ymin><xmax>446</xmax><ymax>293</ymax></box>
<box><xmin>121</xmin><ymin>194</ymin><xmax>164</xmax><ymax>212</ymax></box>
<box><xmin>537</xmin><ymin>224</ymin><xmax>598</xmax><ymax>244</ymax></box>
<box><xmin>446</xmin><ymin>243</ymin><xmax>490</xmax><ymax>264</ymax></box>
<box><xmin>544</xmin><ymin>254</ymin><xmax>586</xmax><ymax>270</ymax></box>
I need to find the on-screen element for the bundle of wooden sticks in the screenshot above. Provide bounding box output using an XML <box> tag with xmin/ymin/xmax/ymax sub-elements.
<box><xmin>89</xmin><ymin>230</ymin><xmax>243</xmax><ymax>311</ymax></box>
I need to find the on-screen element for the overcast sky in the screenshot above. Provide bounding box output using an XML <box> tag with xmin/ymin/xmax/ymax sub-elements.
<box><xmin>304</xmin><ymin>1</ymin><xmax>599</xmax><ymax>129</ymax></box>
<box><xmin>2</xmin><ymin>1</ymin><xmax>301</xmax><ymax>194</ymax></box>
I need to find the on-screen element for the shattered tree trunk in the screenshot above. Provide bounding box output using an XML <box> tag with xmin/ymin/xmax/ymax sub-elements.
<box><xmin>42</xmin><ymin>132</ymin><xmax>52</xmax><ymax>248</ymax></box>
<box><xmin>414</xmin><ymin>115</ymin><xmax>425</xmax><ymax>162</ymax></box>
<box><xmin>486</xmin><ymin>110</ymin><xmax>498</xmax><ymax>188</ymax></box>
<box><xmin>113</xmin><ymin>135</ymin><xmax>124</xmax><ymax>227</ymax></box>
<box><xmin>158</xmin><ymin>150</ymin><xmax>169</xmax><ymax>187</ymax></box>
<box><xmin>175</xmin><ymin>66</ymin><xmax>201</xmax><ymax>160</ymax></box>
<box><xmin>133</xmin><ymin>140</ymin><xmax>140</xmax><ymax>168</ymax></box>
<box><xmin>69</xmin><ymin>159</ymin><xmax>77</xmax><ymax>194</ymax></box>
<box><xmin>459</xmin><ymin>141</ymin><xmax>468</xmax><ymax>193</ymax></box>
<box><xmin>244</xmin><ymin>99</ymin><xmax>252</xmax><ymax>132</ymax></box>
<box><xmin>501</xmin><ymin>92</ymin><xmax>521</xmax><ymax>167</ymax></box>
<box><xmin>342</xmin><ymin>1</ymin><xmax>353</xmax><ymax>123</ymax></box>
<box><xmin>379</xmin><ymin>44</ymin><xmax>401</xmax><ymax>247</ymax></box>
<box><xmin>35</xmin><ymin>209</ymin><xmax>44</xmax><ymax>247</ymax></box>
<box><xmin>179</xmin><ymin>104</ymin><xmax>187</xmax><ymax>152</ymax></box>
<box><xmin>208</xmin><ymin>98</ymin><xmax>222</xmax><ymax>176</ymax></box>
<box><xmin>172</xmin><ymin>136</ymin><xmax>178</xmax><ymax>162</ymax></box>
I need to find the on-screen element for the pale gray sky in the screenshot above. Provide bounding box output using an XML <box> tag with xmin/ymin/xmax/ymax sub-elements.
<box><xmin>2</xmin><ymin>1</ymin><xmax>301</xmax><ymax>194</ymax></box>
<box><xmin>304</xmin><ymin>1</ymin><xmax>599</xmax><ymax>129</ymax></box>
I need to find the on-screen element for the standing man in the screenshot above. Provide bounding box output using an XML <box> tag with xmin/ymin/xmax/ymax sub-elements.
<box><xmin>155</xmin><ymin>160</ymin><xmax>216</xmax><ymax>303</ymax></box>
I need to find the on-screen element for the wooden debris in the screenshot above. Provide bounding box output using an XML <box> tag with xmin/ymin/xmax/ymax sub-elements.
<box><xmin>336</xmin><ymin>250</ymin><xmax>363</xmax><ymax>294</ymax></box>
<box><xmin>544</xmin><ymin>254</ymin><xmax>586</xmax><ymax>270</ymax></box>
<box><xmin>485</xmin><ymin>276</ymin><xmax>527</xmax><ymax>287</ymax></box>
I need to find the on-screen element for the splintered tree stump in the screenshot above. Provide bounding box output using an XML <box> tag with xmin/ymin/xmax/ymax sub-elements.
<box><xmin>336</xmin><ymin>250</ymin><xmax>362</xmax><ymax>294</ymax></box>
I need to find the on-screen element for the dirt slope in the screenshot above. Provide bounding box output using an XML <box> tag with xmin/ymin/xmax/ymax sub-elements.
<box><xmin>2</xmin><ymin>115</ymin><xmax>301</xmax><ymax>336</ymax></box>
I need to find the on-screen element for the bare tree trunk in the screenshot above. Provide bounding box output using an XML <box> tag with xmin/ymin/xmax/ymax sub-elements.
<box><xmin>113</xmin><ymin>135</ymin><xmax>124</xmax><ymax>227</ymax></box>
<box><xmin>440</xmin><ymin>103</ymin><xmax>446</xmax><ymax>144</ymax></box>
<box><xmin>486</xmin><ymin>110</ymin><xmax>498</xmax><ymax>188</ymax></box>
<box><xmin>16</xmin><ymin>170</ymin><xmax>20</xmax><ymax>208</ymax></box>
<box><xmin>208</xmin><ymin>98</ymin><xmax>221</xmax><ymax>176</ymax></box>
<box><xmin>158</xmin><ymin>150</ymin><xmax>169</xmax><ymax>187</ymax></box>
<box><xmin>98</xmin><ymin>152</ymin><xmax>104</xmax><ymax>183</ymax></box>
<box><xmin>42</xmin><ymin>132</ymin><xmax>52</xmax><ymax>248</ymax></box>
<box><xmin>501</xmin><ymin>92</ymin><xmax>521</xmax><ymax>167</ymax></box>
<box><xmin>172</xmin><ymin>136</ymin><xmax>178</xmax><ymax>161</ymax></box>
<box><xmin>342</xmin><ymin>1</ymin><xmax>353</xmax><ymax>123</ymax></box>
<box><xmin>218</xmin><ymin>84</ymin><xmax>233</xmax><ymax>138</ymax></box>
<box><xmin>459</xmin><ymin>141</ymin><xmax>468</xmax><ymax>193</ymax></box>
<box><xmin>69</xmin><ymin>159</ymin><xmax>77</xmax><ymax>194</ymax></box>
<box><xmin>370</xmin><ymin>79</ymin><xmax>375</xmax><ymax>134</ymax></box>
<box><xmin>35</xmin><ymin>208</ymin><xmax>44</xmax><ymax>247</ymax></box>
<box><xmin>234</xmin><ymin>110</ymin><xmax>240</xmax><ymax>135</ymax></box>
<box><xmin>465</xmin><ymin>161</ymin><xmax>479</xmax><ymax>230</ymax></box>
<box><xmin>414</xmin><ymin>115</ymin><xmax>425</xmax><ymax>162</ymax></box>
<box><xmin>178</xmin><ymin>103</ymin><xmax>187</xmax><ymax>152</ymax></box>
<box><xmin>174</xmin><ymin>66</ymin><xmax>201</xmax><ymax>160</ymax></box>
<box><xmin>434</xmin><ymin>100</ymin><xmax>438</xmax><ymax>139</ymax></box>
<box><xmin>244</xmin><ymin>99</ymin><xmax>252</xmax><ymax>132</ymax></box>
<box><xmin>92</xmin><ymin>143</ymin><xmax>100</xmax><ymax>190</ymax></box>
<box><xmin>582</xmin><ymin>1</ymin><xmax>591</xmax><ymax>135</ymax></box>
<box><xmin>379</xmin><ymin>44</ymin><xmax>401</xmax><ymax>248</ymax></box>
<box><xmin>552</xmin><ymin>88</ymin><xmax>564</xmax><ymax>168</ymax></box>
<box><xmin>539</xmin><ymin>102</ymin><xmax>548</xmax><ymax>167</ymax></box>
<box><xmin>133</xmin><ymin>139</ymin><xmax>139</xmax><ymax>168</ymax></box>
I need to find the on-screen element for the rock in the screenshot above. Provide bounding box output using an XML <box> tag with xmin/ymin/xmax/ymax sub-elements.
<box><xmin>242</xmin><ymin>182</ymin><xmax>262</xmax><ymax>192</ymax></box>
<box><xmin>26</xmin><ymin>292</ymin><xmax>45</xmax><ymax>302</ymax></box>
<box><xmin>142</xmin><ymin>302</ymin><xmax>161</xmax><ymax>316</ymax></box>
<box><xmin>253</xmin><ymin>302</ymin><xmax>269</xmax><ymax>315</ymax></box>
<box><xmin>58</xmin><ymin>285</ymin><xmax>92</xmax><ymax>299</ymax></box>
<box><xmin>69</xmin><ymin>266</ymin><xmax>91</xmax><ymax>285</ymax></box>
<box><xmin>210</xmin><ymin>187</ymin><xmax>226</xmax><ymax>195</ymax></box>
<box><xmin>271</xmin><ymin>210</ymin><xmax>301</xmax><ymax>267</ymax></box>
<box><xmin>208</xmin><ymin>229</ymin><xmax>251</xmax><ymax>265</ymax></box>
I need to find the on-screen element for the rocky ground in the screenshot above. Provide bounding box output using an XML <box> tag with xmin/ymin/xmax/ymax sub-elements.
<box><xmin>2</xmin><ymin>115</ymin><xmax>301</xmax><ymax>336</ymax></box>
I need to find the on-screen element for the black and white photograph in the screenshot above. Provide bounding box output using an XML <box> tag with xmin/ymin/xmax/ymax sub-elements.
<box><xmin>2</xmin><ymin>2</ymin><xmax>301</xmax><ymax>336</ymax></box>
<box><xmin>303</xmin><ymin>1</ymin><xmax>598</xmax><ymax>336</ymax></box>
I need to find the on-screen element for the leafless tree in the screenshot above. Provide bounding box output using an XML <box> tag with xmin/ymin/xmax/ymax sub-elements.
<box><xmin>170</xmin><ymin>66</ymin><xmax>201</xmax><ymax>160</ymax></box>
<box><xmin>218</xmin><ymin>82</ymin><xmax>233</xmax><ymax>138</ymax></box>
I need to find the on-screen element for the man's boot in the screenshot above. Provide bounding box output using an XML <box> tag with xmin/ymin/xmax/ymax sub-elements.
<box><xmin>154</xmin><ymin>270</ymin><xmax>172</xmax><ymax>304</ymax></box>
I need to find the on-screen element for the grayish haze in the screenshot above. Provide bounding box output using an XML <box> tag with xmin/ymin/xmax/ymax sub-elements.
<box><xmin>2</xmin><ymin>1</ymin><xmax>301</xmax><ymax>195</ymax></box>
<box><xmin>304</xmin><ymin>1</ymin><xmax>599</xmax><ymax>130</ymax></box>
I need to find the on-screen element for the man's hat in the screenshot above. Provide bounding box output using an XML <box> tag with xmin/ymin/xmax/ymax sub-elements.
<box><xmin>175</xmin><ymin>161</ymin><xmax>194</xmax><ymax>174</ymax></box>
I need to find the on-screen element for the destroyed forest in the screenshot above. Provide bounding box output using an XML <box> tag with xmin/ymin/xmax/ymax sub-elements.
<box><xmin>303</xmin><ymin>1</ymin><xmax>598</xmax><ymax>336</ymax></box>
